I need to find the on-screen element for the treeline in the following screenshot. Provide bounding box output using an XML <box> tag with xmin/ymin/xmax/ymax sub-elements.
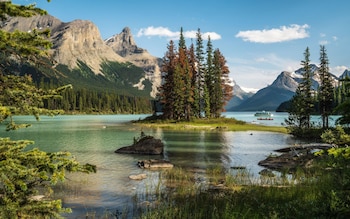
<box><xmin>286</xmin><ymin>45</ymin><xmax>350</xmax><ymax>136</ymax></box>
<box><xmin>38</xmin><ymin>80</ymin><xmax>153</xmax><ymax>114</ymax></box>
<box><xmin>158</xmin><ymin>28</ymin><xmax>233</xmax><ymax>120</ymax></box>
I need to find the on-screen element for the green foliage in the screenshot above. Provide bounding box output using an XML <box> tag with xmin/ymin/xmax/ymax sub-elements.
<box><xmin>158</xmin><ymin>28</ymin><xmax>232</xmax><ymax>121</ymax></box>
<box><xmin>0</xmin><ymin>138</ymin><xmax>96</xmax><ymax>219</ymax></box>
<box><xmin>335</xmin><ymin>77</ymin><xmax>350</xmax><ymax>126</ymax></box>
<box><xmin>318</xmin><ymin>45</ymin><xmax>334</xmax><ymax>128</ymax></box>
<box><xmin>321</xmin><ymin>126</ymin><xmax>350</xmax><ymax>145</ymax></box>
<box><xmin>1</xmin><ymin>2</ymin><xmax>98</xmax><ymax>216</ymax></box>
<box><xmin>0</xmin><ymin>1</ymin><xmax>47</xmax><ymax>21</ymax></box>
<box><xmin>0</xmin><ymin>75</ymin><xmax>96</xmax><ymax>218</ymax></box>
<box><xmin>288</xmin><ymin>47</ymin><xmax>314</xmax><ymax>129</ymax></box>
<box><xmin>0</xmin><ymin>75</ymin><xmax>66</xmax><ymax>130</ymax></box>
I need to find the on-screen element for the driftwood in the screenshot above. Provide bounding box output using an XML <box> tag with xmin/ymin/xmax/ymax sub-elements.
<box><xmin>274</xmin><ymin>143</ymin><xmax>333</xmax><ymax>153</ymax></box>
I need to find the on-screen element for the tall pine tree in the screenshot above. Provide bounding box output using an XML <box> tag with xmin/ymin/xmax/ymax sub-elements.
<box><xmin>286</xmin><ymin>47</ymin><xmax>314</xmax><ymax>130</ymax></box>
<box><xmin>318</xmin><ymin>45</ymin><xmax>334</xmax><ymax>128</ymax></box>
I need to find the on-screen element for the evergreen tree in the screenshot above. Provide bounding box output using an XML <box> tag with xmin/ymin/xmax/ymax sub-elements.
<box><xmin>335</xmin><ymin>76</ymin><xmax>350</xmax><ymax>126</ymax></box>
<box><xmin>213</xmin><ymin>49</ymin><xmax>232</xmax><ymax>117</ymax></box>
<box><xmin>299</xmin><ymin>47</ymin><xmax>314</xmax><ymax>128</ymax></box>
<box><xmin>159</xmin><ymin>40</ymin><xmax>176</xmax><ymax>119</ymax></box>
<box><xmin>286</xmin><ymin>47</ymin><xmax>314</xmax><ymax>129</ymax></box>
<box><xmin>0</xmin><ymin>2</ymin><xmax>96</xmax><ymax>218</ymax></box>
<box><xmin>177</xmin><ymin>28</ymin><xmax>193</xmax><ymax>120</ymax></box>
<box><xmin>188</xmin><ymin>42</ymin><xmax>199</xmax><ymax>118</ymax></box>
<box><xmin>318</xmin><ymin>45</ymin><xmax>334</xmax><ymax>128</ymax></box>
<box><xmin>204</xmin><ymin>36</ymin><xmax>213</xmax><ymax>118</ymax></box>
<box><xmin>211</xmin><ymin>49</ymin><xmax>224</xmax><ymax>117</ymax></box>
<box><xmin>158</xmin><ymin>28</ymin><xmax>233</xmax><ymax>121</ymax></box>
<box><xmin>195</xmin><ymin>29</ymin><xmax>206</xmax><ymax>118</ymax></box>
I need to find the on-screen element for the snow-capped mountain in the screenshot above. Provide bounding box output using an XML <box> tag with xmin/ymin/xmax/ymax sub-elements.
<box><xmin>229</xmin><ymin>64</ymin><xmax>340</xmax><ymax>111</ymax></box>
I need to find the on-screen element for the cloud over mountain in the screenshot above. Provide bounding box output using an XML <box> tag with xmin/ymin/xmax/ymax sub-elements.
<box><xmin>137</xmin><ymin>26</ymin><xmax>221</xmax><ymax>40</ymax></box>
<box><xmin>235</xmin><ymin>24</ymin><xmax>309</xmax><ymax>43</ymax></box>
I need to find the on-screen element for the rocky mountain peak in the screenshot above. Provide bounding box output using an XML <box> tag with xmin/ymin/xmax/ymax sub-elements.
<box><xmin>2</xmin><ymin>15</ymin><xmax>162</xmax><ymax>97</ymax></box>
<box><xmin>2</xmin><ymin>15</ymin><xmax>125</xmax><ymax>74</ymax></box>
<box><xmin>271</xmin><ymin>71</ymin><xmax>299</xmax><ymax>92</ymax></box>
<box><xmin>105</xmin><ymin>27</ymin><xmax>162</xmax><ymax>97</ymax></box>
<box><xmin>105</xmin><ymin>26</ymin><xmax>144</xmax><ymax>57</ymax></box>
<box><xmin>50</xmin><ymin>19</ymin><xmax>124</xmax><ymax>73</ymax></box>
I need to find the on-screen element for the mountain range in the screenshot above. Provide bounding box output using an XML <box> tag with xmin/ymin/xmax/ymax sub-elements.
<box><xmin>229</xmin><ymin>64</ymin><xmax>349</xmax><ymax>111</ymax></box>
<box><xmin>1</xmin><ymin>14</ymin><xmax>161</xmax><ymax>97</ymax></box>
<box><xmin>2</xmin><ymin>14</ymin><xmax>349</xmax><ymax>111</ymax></box>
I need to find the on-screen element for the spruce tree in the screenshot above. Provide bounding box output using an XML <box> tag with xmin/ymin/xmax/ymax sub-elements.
<box><xmin>335</xmin><ymin>76</ymin><xmax>350</xmax><ymax>126</ymax></box>
<box><xmin>212</xmin><ymin>49</ymin><xmax>224</xmax><ymax>117</ymax></box>
<box><xmin>318</xmin><ymin>45</ymin><xmax>334</xmax><ymax>128</ymax></box>
<box><xmin>0</xmin><ymin>2</ymin><xmax>96</xmax><ymax>218</ymax></box>
<box><xmin>159</xmin><ymin>40</ymin><xmax>176</xmax><ymax>119</ymax></box>
<box><xmin>204</xmin><ymin>36</ymin><xmax>213</xmax><ymax>118</ymax></box>
<box><xmin>286</xmin><ymin>47</ymin><xmax>314</xmax><ymax>130</ymax></box>
<box><xmin>213</xmin><ymin>49</ymin><xmax>232</xmax><ymax>117</ymax></box>
<box><xmin>177</xmin><ymin>28</ymin><xmax>193</xmax><ymax>120</ymax></box>
<box><xmin>195</xmin><ymin>29</ymin><xmax>206</xmax><ymax>118</ymax></box>
<box><xmin>300</xmin><ymin>47</ymin><xmax>314</xmax><ymax>128</ymax></box>
<box><xmin>188</xmin><ymin>42</ymin><xmax>199</xmax><ymax>118</ymax></box>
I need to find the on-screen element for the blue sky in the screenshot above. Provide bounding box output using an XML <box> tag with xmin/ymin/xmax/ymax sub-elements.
<box><xmin>12</xmin><ymin>0</ymin><xmax>350</xmax><ymax>92</ymax></box>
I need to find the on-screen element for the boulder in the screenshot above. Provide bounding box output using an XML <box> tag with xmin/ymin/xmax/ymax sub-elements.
<box><xmin>137</xmin><ymin>159</ymin><xmax>174</xmax><ymax>169</ymax></box>
<box><xmin>115</xmin><ymin>136</ymin><xmax>164</xmax><ymax>155</ymax></box>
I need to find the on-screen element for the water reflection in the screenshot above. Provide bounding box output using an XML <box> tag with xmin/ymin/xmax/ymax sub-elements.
<box><xmin>0</xmin><ymin>114</ymin><xmax>304</xmax><ymax>218</ymax></box>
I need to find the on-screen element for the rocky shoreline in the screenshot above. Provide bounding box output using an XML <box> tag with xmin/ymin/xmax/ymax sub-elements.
<box><xmin>258</xmin><ymin>143</ymin><xmax>333</xmax><ymax>172</ymax></box>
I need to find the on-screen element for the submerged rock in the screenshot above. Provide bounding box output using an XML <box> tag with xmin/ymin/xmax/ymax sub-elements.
<box><xmin>115</xmin><ymin>136</ymin><xmax>164</xmax><ymax>155</ymax></box>
<box><xmin>129</xmin><ymin>173</ymin><xmax>147</xmax><ymax>180</ymax></box>
<box><xmin>137</xmin><ymin>159</ymin><xmax>174</xmax><ymax>169</ymax></box>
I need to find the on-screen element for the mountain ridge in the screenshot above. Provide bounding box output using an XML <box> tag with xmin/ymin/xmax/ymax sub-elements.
<box><xmin>230</xmin><ymin>64</ymin><xmax>344</xmax><ymax>111</ymax></box>
<box><xmin>2</xmin><ymin>14</ymin><xmax>160</xmax><ymax>97</ymax></box>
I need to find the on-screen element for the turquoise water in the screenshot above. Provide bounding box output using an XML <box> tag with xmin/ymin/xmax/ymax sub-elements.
<box><xmin>0</xmin><ymin>113</ymin><xmax>307</xmax><ymax>218</ymax></box>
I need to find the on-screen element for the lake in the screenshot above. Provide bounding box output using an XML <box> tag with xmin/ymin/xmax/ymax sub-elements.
<box><xmin>0</xmin><ymin>112</ymin><xmax>324</xmax><ymax>218</ymax></box>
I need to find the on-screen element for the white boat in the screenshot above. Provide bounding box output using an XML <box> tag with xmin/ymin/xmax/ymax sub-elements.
<box><xmin>254</xmin><ymin>111</ymin><xmax>273</xmax><ymax>119</ymax></box>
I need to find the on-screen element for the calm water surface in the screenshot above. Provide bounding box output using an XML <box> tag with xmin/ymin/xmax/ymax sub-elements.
<box><xmin>1</xmin><ymin>113</ymin><xmax>306</xmax><ymax>218</ymax></box>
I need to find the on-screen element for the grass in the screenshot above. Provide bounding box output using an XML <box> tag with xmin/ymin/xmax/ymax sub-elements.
<box><xmin>136</xmin><ymin>161</ymin><xmax>350</xmax><ymax>219</ymax></box>
<box><xmin>135</xmin><ymin>116</ymin><xmax>288</xmax><ymax>133</ymax></box>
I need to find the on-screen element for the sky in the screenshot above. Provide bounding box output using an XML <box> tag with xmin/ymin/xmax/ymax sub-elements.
<box><xmin>12</xmin><ymin>0</ymin><xmax>350</xmax><ymax>92</ymax></box>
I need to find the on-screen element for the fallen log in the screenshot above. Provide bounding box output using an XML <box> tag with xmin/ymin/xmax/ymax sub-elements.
<box><xmin>274</xmin><ymin>143</ymin><xmax>333</xmax><ymax>153</ymax></box>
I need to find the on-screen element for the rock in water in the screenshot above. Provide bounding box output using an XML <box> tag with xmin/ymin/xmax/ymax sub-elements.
<box><xmin>137</xmin><ymin>159</ymin><xmax>174</xmax><ymax>169</ymax></box>
<box><xmin>129</xmin><ymin>173</ymin><xmax>147</xmax><ymax>180</ymax></box>
<box><xmin>115</xmin><ymin>136</ymin><xmax>164</xmax><ymax>155</ymax></box>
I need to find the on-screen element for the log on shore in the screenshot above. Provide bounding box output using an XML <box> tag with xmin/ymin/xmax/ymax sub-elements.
<box><xmin>274</xmin><ymin>143</ymin><xmax>333</xmax><ymax>153</ymax></box>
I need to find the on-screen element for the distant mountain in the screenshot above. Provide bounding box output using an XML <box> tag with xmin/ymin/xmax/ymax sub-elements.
<box><xmin>229</xmin><ymin>64</ymin><xmax>340</xmax><ymax>111</ymax></box>
<box><xmin>1</xmin><ymin>15</ymin><xmax>161</xmax><ymax>97</ymax></box>
<box><xmin>225</xmin><ymin>80</ymin><xmax>254</xmax><ymax>110</ymax></box>
<box><xmin>340</xmin><ymin>69</ymin><xmax>350</xmax><ymax>79</ymax></box>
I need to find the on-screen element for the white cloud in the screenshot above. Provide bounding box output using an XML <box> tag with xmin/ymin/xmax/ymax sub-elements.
<box><xmin>332</xmin><ymin>65</ymin><xmax>348</xmax><ymax>76</ymax></box>
<box><xmin>235</xmin><ymin>24</ymin><xmax>310</xmax><ymax>43</ymax></box>
<box><xmin>332</xmin><ymin>36</ymin><xmax>338</xmax><ymax>41</ymax></box>
<box><xmin>319</xmin><ymin>40</ymin><xmax>328</xmax><ymax>45</ymax></box>
<box><xmin>137</xmin><ymin>26</ymin><xmax>221</xmax><ymax>40</ymax></box>
<box><xmin>227</xmin><ymin>54</ymin><xmax>300</xmax><ymax>90</ymax></box>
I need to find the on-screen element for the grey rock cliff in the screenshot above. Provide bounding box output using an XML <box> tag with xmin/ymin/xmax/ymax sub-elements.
<box><xmin>2</xmin><ymin>15</ymin><xmax>124</xmax><ymax>74</ymax></box>
<box><xmin>105</xmin><ymin>27</ymin><xmax>162</xmax><ymax>97</ymax></box>
<box><xmin>2</xmin><ymin>15</ymin><xmax>161</xmax><ymax>97</ymax></box>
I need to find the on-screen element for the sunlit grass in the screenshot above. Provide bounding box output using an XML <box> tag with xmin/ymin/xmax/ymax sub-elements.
<box><xmin>137</xmin><ymin>164</ymin><xmax>350</xmax><ymax>219</ymax></box>
<box><xmin>135</xmin><ymin>117</ymin><xmax>288</xmax><ymax>133</ymax></box>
